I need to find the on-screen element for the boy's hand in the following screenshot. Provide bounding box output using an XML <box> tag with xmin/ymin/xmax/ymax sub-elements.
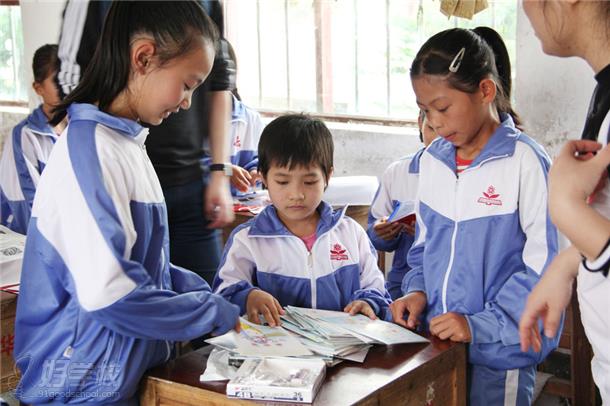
<box><xmin>373</xmin><ymin>218</ymin><xmax>405</xmax><ymax>240</ymax></box>
<box><xmin>246</xmin><ymin>289</ymin><xmax>284</xmax><ymax>327</ymax></box>
<box><xmin>390</xmin><ymin>291</ymin><xmax>427</xmax><ymax>329</ymax></box>
<box><xmin>231</xmin><ymin>165</ymin><xmax>252</xmax><ymax>192</ymax></box>
<box><xmin>429</xmin><ymin>312</ymin><xmax>471</xmax><ymax>342</ymax></box>
<box><xmin>403</xmin><ymin>220</ymin><xmax>416</xmax><ymax>236</ymax></box>
<box><xmin>519</xmin><ymin>246</ymin><xmax>580</xmax><ymax>353</ymax></box>
<box><xmin>344</xmin><ymin>300</ymin><xmax>376</xmax><ymax>320</ymax></box>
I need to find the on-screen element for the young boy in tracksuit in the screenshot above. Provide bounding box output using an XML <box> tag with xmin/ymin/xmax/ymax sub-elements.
<box><xmin>367</xmin><ymin>113</ymin><xmax>436</xmax><ymax>299</ymax></box>
<box><xmin>213</xmin><ymin>114</ymin><xmax>391</xmax><ymax>325</ymax></box>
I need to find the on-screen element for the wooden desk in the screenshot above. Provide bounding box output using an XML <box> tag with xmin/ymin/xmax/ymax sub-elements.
<box><xmin>140</xmin><ymin>337</ymin><xmax>466</xmax><ymax>405</ymax></box>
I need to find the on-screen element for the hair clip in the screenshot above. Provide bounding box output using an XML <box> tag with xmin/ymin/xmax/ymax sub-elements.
<box><xmin>448</xmin><ymin>47</ymin><xmax>466</xmax><ymax>73</ymax></box>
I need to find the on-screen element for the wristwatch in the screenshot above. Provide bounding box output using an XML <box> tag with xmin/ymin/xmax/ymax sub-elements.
<box><xmin>209</xmin><ymin>163</ymin><xmax>233</xmax><ymax>177</ymax></box>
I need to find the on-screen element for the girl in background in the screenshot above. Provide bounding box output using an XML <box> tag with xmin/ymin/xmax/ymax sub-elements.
<box><xmin>367</xmin><ymin>112</ymin><xmax>436</xmax><ymax>300</ymax></box>
<box><xmin>0</xmin><ymin>44</ymin><xmax>61</xmax><ymax>234</ymax></box>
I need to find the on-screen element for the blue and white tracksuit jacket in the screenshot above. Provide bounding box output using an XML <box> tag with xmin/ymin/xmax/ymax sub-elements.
<box><xmin>14</xmin><ymin>103</ymin><xmax>240</xmax><ymax>405</ymax></box>
<box><xmin>202</xmin><ymin>96</ymin><xmax>263</xmax><ymax>195</ymax></box>
<box><xmin>403</xmin><ymin>115</ymin><xmax>560</xmax><ymax>405</ymax></box>
<box><xmin>367</xmin><ymin>149</ymin><xmax>423</xmax><ymax>300</ymax></box>
<box><xmin>0</xmin><ymin>106</ymin><xmax>57</xmax><ymax>234</ymax></box>
<box><xmin>213</xmin><ymin>202</ymin><xmax>392</xmax><ymax>320</ymax></box>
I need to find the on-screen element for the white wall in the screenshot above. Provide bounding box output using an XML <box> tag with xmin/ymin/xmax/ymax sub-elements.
<box><xmin>20</xmin><ymin>0</ymin><xmax>64</xmax><ymax>109</ymax></box>
<box><xmin>514</xmin><ymin>4</ymin><xmax>595</xmax><ymax>158</ymax></box>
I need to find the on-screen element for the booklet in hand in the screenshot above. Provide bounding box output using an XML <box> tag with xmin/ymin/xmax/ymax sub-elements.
<box><xmin>387</xmin><ymin>201</ymin><xmax>416</xmax><ymax>226</ymax></box>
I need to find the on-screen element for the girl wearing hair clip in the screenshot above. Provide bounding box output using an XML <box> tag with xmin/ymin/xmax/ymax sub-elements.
<box><xmin>390</xmin><ymin>27</ymin><xmax>558</xmax><ymax>405</ymax></box>
<box><xmin>519</xmin><ymin>1</ymin><xmax>610</xmax><ymax>402</ymax></box>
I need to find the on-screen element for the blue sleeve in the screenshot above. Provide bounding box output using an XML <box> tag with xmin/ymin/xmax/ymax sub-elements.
<box><xmin>402</xmin><ymin>206</ymin><xmax>426</xmax><ymax>295</ymax></box>
<box><xmin>350</xmin><ymin>222</ymin><xmax>392</xmax><ymax>319</ymax></box>
<box><xmin>169</xmin><ymin>262</ymin><xmax>212</xmax><ymax>294</ymax></box>
<box><xmin>243</xmin><ymin>157</ymin><xmax>259</xmax><ymax>172</ymax></box>
<box><xmin>89</xmin><ymin>277</ymin><xmax>240</xmax><ymax>341</ymax></box>
<box><xmin>212</xmin><ymin>223</ymin><xmax>258</xmax><ymax>315</ymax></box>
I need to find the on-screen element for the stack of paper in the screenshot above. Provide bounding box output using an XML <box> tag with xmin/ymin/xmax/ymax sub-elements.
<box><xmin>204</xmin><ymin>308</ymin><xmax>428</xmax><ymax>383</ymax></box>
<box><xmin>281</xmin><ymin>307</ymin><xmax>373</xmax><ymax>362</ymax></box>
<box><xmin>0</xmin><ymin>225</ymin><xmax>26</xmax><ymax>294</ymax></box>
<box><xmin>285</xmin><ymin>306</ymin><xmax>428</xmax><ymax>346</ymax></box>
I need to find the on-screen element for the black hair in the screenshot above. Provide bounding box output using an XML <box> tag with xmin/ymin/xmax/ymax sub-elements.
<box><xmin>418</xmin><ymin>109</ymin><xmax>425</xmax><ymax>143</ymax></box>
<box><xmin>258</xmin><ymin>114</ymin><xmax>334</xmax><ymax>182</ymax></box>
<box><xmin>411</xmin><ymin>27</ymin><xmax>521</xmax><ymax>129</ymax></box>
<box><xmin>32</xmin><ymin>44</ymin><xmax>59</xmax><ymax>83</ymax></box>
<box><xmin>50</xmin><ymin>1</ymin><xmax>219</xmax><ymax>126</ymax></box>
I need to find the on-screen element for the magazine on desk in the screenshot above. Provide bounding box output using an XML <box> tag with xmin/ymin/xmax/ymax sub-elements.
<box><xmin>226</xmin><ymin>357</ymin><xmax>326</xmax><ymax>403</ymax></box>
<box><xmin>205</xmin><ymin>309</ymin><xmax>427</xmax><ymax>366</ymax></box>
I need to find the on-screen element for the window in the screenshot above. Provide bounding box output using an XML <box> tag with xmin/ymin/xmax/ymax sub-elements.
<box><xmin>225</xmin><ymin>0</ymin><xmax>516</xmax><ymax>122</ymax></box>
<box><xmin>0</xmin><ymin>3</ymin><xmax>26</xmax><ymax>104</ymax></box>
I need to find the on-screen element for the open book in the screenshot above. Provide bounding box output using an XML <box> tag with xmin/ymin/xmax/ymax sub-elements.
<box><xmin>387</xmin><ymin>201</ymin><xmax>416</xmax><ymax>226</ymax></box>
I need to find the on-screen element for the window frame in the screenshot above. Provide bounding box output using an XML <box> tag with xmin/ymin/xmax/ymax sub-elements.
<box><xmin>0</xmin><ymin>0</ymin><xmax>27</xmax><ymax>108</ymax></box>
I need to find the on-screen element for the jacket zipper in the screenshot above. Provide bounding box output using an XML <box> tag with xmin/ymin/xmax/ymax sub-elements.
<box><xmin>441</xmin><ymin>175</ymin><xmax>460</xmax><ymax>313</ymax></box>
<box><xmin>160</xmin><ymin>248</ymin><xmax>172</xmax><ymax>362</ymax></box>
<box><xmin>308</xmin><ymin>251</ymin><xmax>316</xmax><ymax>308</ymax></box>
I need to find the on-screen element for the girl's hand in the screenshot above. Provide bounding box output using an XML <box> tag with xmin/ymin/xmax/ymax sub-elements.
<box><xmin>549</xmin><ymin>140</ymin><xmax>610</xmax><ymax>209</ymax></box>
<box><xmin>519</xmin><ymin>246</ymin><xmax>580</xmax><ymax>353</ymax></box>
<box><xmin>246</xmin><ymin>289</ymin><xmax>284</xmax><ymax>327</ymax></box>
<box><xmin>344</xmin><ymin>300</ymin><xmax>377</xmax><ymax>320</ymax></box>
<box><xmin>249</xmin><ymin>169</ymin><xmax>261</xmax><ymax>186</ymax></box>
<box><xmin>390</xmin><ymin>291</ymin><xmax>427</xmax><ymax>329</ymax></box>
<box><xmin>429</xmin><ymin>312</ymin><xmax>471</xmax><ymax>343</ymax></box>
<box><xmin>206</xmin><ymin>172</ymin><xmax>235</xmax><ymax>228</ymax></box>
<box><xmin>373</xmin><ymin>218</ymin><xmax>404</xmax><ymax>240</ymax></box>
<box><xmin>230</xmin><ymin>165</ymin><xmax>252</xmax><ymax>192</ymax></box>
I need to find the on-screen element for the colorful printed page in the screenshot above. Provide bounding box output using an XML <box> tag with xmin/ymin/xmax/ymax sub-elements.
<box><xmin>235</xmin><ymin>318</ymin><xmax>313</xmax><ymax>357</ymax></box>
<box><xmin>387</xmin><ymin>201</ymin><xmax>416</xmax><ymax>225</ymax></box>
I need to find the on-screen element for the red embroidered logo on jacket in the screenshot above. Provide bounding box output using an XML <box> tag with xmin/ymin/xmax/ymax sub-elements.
<box><xmin>477</xmin><ymin>185</ymin><xmax>502</xmax><ymax>206</ymax></box>
<box><xmin>330</xmin><ymin>243</ymin><xmax>349</xmax><ymax>261</ymax></box>
<box><xmin>233</xmin><ymin>135</ymin><xmax>242</xmax><ymax>148</ymax></box>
